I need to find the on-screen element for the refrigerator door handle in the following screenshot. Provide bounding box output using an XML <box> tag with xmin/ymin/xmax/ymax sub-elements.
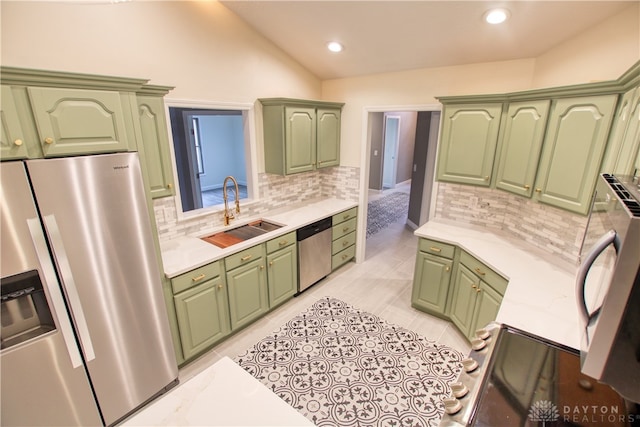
<box><xmin>575</xmin><ymin>229</ymin><xmax>619</xmax><ymax>328</ymax></box>
<box><xmin>26</xmin><ymin>217</ymin><xmax>84</xmax><ymax>369</ymax></box>
<box><xmin>42</xmin><ymin>214</ymin><xmax>96</xmax><ymax>363</ymax></box>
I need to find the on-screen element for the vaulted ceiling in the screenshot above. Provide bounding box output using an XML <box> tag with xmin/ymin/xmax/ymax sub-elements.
<box><xmin>220</xmin><ymin>1</ymin><xmax>636</xmax><ymax>80</ymax></box>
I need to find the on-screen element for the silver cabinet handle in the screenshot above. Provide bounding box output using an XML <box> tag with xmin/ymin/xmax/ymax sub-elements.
<box><xmin>27</xmin><ymin>218</ymin><xmax>84</xmax><ymax>368</ymax></box>
<box><xmin>42</xmin><ymin>215</ymin><xmax>95</xmax><ymax>363</ymax></box>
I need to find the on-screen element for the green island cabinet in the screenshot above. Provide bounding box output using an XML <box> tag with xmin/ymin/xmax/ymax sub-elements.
<box><xmin>225</xmin><ymin>244</ymin><xmax>269</xmax><ymax>331</ymax></box>
<box><xmin>171</xmin><ymin>261</ymin><xmax>231</xmax><ymax>361</ymax></box>
<box><xmin>436</xmin><ymin>60</ymin><xmax>640</xmax><ymax>216</ymax></box>
<box><xmin>411</xmin><ymin>238</ymin><xmax>508</xmax><ymax>342</ymax></box>
<box><xmin>331</xmin><ymin>207</ymin><xmax>357</xmax><ymax>270</ymax></box>
<box><xmin>260</xmin><ymin>98</ymin><xmax>344</xmax><ymax>175</ymax></box>
<box><xmin>266</xmin><ymin>231</ymin><xmax>298</xmax><ymax>308</ymax></box>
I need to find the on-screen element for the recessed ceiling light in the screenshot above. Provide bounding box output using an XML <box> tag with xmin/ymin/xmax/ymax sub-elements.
<box><xmin>327</xmin><ymin>41</ymin><xmax>344</xmax><ymax>53</ymax></box>
<box><xmin>484</xmin><ymin>8</ymin><xmax>510</xmax><ymax>24</ymax></box>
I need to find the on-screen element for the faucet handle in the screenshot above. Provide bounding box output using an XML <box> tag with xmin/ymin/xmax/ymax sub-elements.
<box><xmin>235</xmin><ymin>200</ymin><xmax>240</xmax><ymax>214</ymax></box>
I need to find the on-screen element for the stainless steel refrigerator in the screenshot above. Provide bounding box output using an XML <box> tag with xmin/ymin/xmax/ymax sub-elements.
<box><xmin>1</xmin><ymin>153</ymin><xmax>178</xmax><ymax>426</ymax></box>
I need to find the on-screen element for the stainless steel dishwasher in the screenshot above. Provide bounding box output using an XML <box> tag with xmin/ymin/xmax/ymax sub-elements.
<box><xmin>297</xmin><ymin>217</ymin><xmax>332</xmax><ymax>293</ymax></box>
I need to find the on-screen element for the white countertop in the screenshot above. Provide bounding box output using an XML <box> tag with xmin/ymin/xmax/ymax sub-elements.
<box><xmin>414</xmin><ymin>220</ymin><xmax>581</xmax><ymax>349</ymax></box>
<box><xmin>161</xmin><ymin>198</ymin><xmax>358</xmax><ymax>278</ymax></box>
<box><xmin>121</xmin><ymin>357</ymin><xmax>313</xmax><ymax>427</ymax></box>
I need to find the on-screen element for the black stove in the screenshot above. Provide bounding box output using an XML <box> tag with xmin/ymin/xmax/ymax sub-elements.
<box><xmin>440</xmin><ymin>324</ymin><xmax>640</xmax><ymax>426</ymax></box>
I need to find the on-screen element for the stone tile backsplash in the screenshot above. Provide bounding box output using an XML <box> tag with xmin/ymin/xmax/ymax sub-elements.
<box><xmin>154</xmin><ymin>166</ymin><xmax>359</xmax><ymax>242</ymax></box>
<box><xmin>434</xmin><ymin>182</ymin><xmax>588</xmax><ymax>265</ymax></box>
<box><xmin>155</xmin><ymin>167</ymin><xmax>587</xmax><ymax>265</ymax></box>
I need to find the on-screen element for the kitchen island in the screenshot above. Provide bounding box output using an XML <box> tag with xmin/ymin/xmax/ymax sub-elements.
<box><xmin>414</xmin><ymin>219</ymin><xmax>581</xmax><ymax>349</ymax></box>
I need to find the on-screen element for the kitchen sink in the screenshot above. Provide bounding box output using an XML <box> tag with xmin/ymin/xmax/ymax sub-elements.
<box><xmin>202</xmin><ymin>220</ymin><xmax>282</xmax><ymax>248</ymax></box>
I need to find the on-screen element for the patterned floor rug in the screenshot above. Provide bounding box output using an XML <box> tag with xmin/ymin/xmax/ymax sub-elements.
<box><xmin>235</xmin><ymin>297</ymin><xmax>464</xmax><ymax>427</ymax></box>
<box><xmin>367</xmin><ymin>192</ymin><xmax>410</xmax><ymax>237</ymax></box>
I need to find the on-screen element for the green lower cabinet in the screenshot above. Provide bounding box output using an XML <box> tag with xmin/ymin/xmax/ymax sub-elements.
<box><xmin>267</xmin><ymin>243</ymin><xmax>298</xmax><ymax>308</ymax></box>
<box><xmin>449</xmin><ymin>263</ymin><xmax>481</xmax><ymax>338</ymax></box>
<box><xmin>173</xmin><ymin>276</ymin><xmax>230</xmax><ymax>360</ymax></box>
<box><xmin>226</xmin><ymin>256</ymin><xmax>269</xmax><ymax>331</ymax></box>
<box><xmin>472</xmin><ymin>281</ymin><xmax>503</xmax><ymax>336</ymax></box>
<box><xmin>413</xmin><ymin>238</ymin><xmax>507</xmax><ymax>342</ymax></box>
<box><xmin>411</xmin><ymin>251</ymin><xmax>453</xmax><ymax>317</ymax></box>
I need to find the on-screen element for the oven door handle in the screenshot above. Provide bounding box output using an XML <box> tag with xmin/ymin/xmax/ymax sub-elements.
<box><xmin>575</xmin><ymin>229</ymin><xmax>619</xmax><ymax>328</ymax></box>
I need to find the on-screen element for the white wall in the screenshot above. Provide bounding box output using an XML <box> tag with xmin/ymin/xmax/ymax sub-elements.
<box><xmin>532</xmin><ymin>3</ymin><xmax>640</xmax><ymax>88</ymax></box>
<box><xmin>323</xmin><ymin>59</ymin><xmax>538</xmax><ymax>167</ymax></box>
<box><xmin>0</xmin><ymin>1</ymin><xmax>321</xmax><ymax>102</ymax></box>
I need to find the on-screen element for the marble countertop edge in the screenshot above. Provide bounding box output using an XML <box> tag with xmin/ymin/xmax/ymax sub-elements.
<box><xmin>161</xmin><ymin>198</ymin><xmax>358</xmax><ymax>278</ymax></box>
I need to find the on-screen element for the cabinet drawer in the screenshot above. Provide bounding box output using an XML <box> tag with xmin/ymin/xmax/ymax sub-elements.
<box><xmin>332</xmin><ymin>231</ymin><xmax>356</xmax><ymax>255</ymax></box>
<box><xmin>333</xmin><ymin>207</ymin><xmax>357</xmax><ymax>225</ymax></box>
<box><xmin>332</xmin><ymin>245</ymin><xmax>355</xmax><ymax>270</ymax></box>
<box><xmin>171</xmin><ymin>261</ymin><xmax>221</xmax><ymax>294</ymax></box>
<box><xmin>266</xmin><ymin>231</ymin><xmax>296</xmax><ymax>254</ymax></box>
<box><xmin>460</xmin><ymin>250</ymin><xmax>508</xmax><ymax>295</ymax></box>
<box><xmin>332</xmin><ymin>218</ymin><xmax>356</xmax><ymax>240</ymax></box>
<box><xmin>419</xmin><ymin>238</ymin><xmax>456</xmax><ymax>259</ymax></box>
<box><xmin>225</xmin><ymin>244</ymin><xmax>264</xmax><ymax>271</ymax></box>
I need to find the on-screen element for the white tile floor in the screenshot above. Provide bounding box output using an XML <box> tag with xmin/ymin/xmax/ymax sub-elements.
<box><xmin>178</xmin><ymin>185</ymin><xmax>471</xmax><ymax>384</ymax></box>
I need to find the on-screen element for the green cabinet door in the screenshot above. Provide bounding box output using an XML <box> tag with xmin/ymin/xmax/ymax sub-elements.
<box><xmin>226</xmin><ymin>258</ymin><xmax>268</xmax><ymax>330</ymax></box>
<box><xmin>603</xmin><ymin>86</ymin><xmax>640</xmax><ymax>176</ymax></box>
<box><xmin>136</xmin><ymin>95</ymin><xmax>175</xmax><ymax>199</ymax></box>
<box><xmin>472</xmin><ymin>280</ymin><xmax>502</xmax><ymax>335</ymax></box>
<box><xmin>437</xmin><ymin>103</ymin><xmax>502</xmax><ymax>186</ymax></box>
<box><xmin>449</xmin><ymin>263</ymin><xmax>479</xmax><ymax>338</ymax></box>
<box><xmin>174</xmin><ymin>276</ymin><xmax>231</xmax><ymax>360</ymax></box>
<box><xmin>1</xmin><ymin>86</ymin><xmax>30</xmax><ymax>160</ymax></box>
<box><xmin>316</xmin><ymin>108</ymin><xmax>341</xmax><ymax>169</ymax></box>
<box><xmin>285</xmin><ymin>107</ymin><xmax>316</xmax><ymax>174</ymax></box>
<box><xmin>534</xmin><ymin>95</ymin><xmax>617</xmax><ymax>215</ymax></box>
<box><xmin>28</xmin><ymin>87</ymin><xmax>132</xmax><ymax>157</ymax></box>
<box><xmin>267</xmin><ymin>244</ymin><xmax>298</xmax><ymax>308</ymax></box>
<box><xmin>495</xmin><ymin>100</ymin><xmax>550</xmax><ymax>197</ymax></box>
<box><xmin>411</xmin><ymin>252</ymin><xmax>452</xmax><ymax>316</ymax></box>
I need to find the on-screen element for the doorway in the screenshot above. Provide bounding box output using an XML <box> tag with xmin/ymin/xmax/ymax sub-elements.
<box><xmin>361</xmin><ymin>108</ymin><xmax>441</xmax><ymax>261</ymax></box>
<box><xmin>382</xmin><ymin>115</ymin><xmax>401</xmax><ymax>189</ymax></box>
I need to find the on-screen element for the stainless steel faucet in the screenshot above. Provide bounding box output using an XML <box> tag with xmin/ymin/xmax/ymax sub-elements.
<box><xmin>223</xmin><ymin>176</ymin><xmax>241</xmax><ymax>225</ymax></box>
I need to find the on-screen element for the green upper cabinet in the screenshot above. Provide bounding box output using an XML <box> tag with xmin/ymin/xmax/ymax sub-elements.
<box><xmin>533</xmin><ymin>94</ymin><xmax>617</xmax><ymax>215</ymax></box>
<box><xmin>27</xmin><ymin>87</ymin><xmax>133</xmax><ymax>157</ymax></box>
<box><xmin>601</xmin><ymin>85</ymin><xmax>640</xmax><ymax>176</ymax></box>
<box><xmin>1</xmin><ymin>86</ymin><xmax>30</xmax><ymax>160</ymax></box>
<box><xmin>316</xmin><ymin>108</ymin><xmax>341</xmax><ymax>168</ymax></box>
<box><xmin>436</xmin><ymin>103</ymin><xmax>502</xmax><ymax>186</ymax></box>
<box><xmin>285</xmin><ymin>106</ymin><xmax>316</xmax><ymax>174</ymax></box>
<box><xmin>260</xmin><ymin>98</ymin><xmax>344</xmax><ymax>176</ymax></box>
<box><xmin>495</xmin><ymin>100</ymin><xmax>550</xmax><ymax>197</ymax></box>
<box><xmin>135</xmin><ymin>92</ymin><xmax>176</xmax><ymax>199</ymax></box>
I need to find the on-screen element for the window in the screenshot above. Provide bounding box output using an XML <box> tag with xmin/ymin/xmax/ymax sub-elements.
<box><xmin>168</xmin><ymin>104</ymin><xmax>254</xmax><ymax>214</ymax></box>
